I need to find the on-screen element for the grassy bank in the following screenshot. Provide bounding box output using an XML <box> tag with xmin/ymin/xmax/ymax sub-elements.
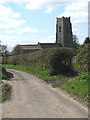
<box><xmin>0</xmin><ymin>67</ymin><xmax>9</xmax><ymax>81</ymax></box>
<box><xmin>0</xmin><ymin>67</ymin><xmax>11</xmax><ymax>102</ymax></box>
<box><xmin>2</xmin><ymin>67</ymin><xmax>9</xmax><ymax>80</ymax></box>
<box><xmin>2</xmin><ymin>83</ymin><xmax>11</xmax><ymax>102</ymax></box>
<box><xmin>61</xmin><ymin>72</ymin><xmax>89</xmax><ymax>103</ymax></box>
<box><xmin>2</xmin><ymin>64</ymin><xmax>89</xmax><ymax>105</ymax></box>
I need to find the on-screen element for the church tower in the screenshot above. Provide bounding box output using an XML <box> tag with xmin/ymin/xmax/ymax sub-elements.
<box><xmin>56</xmin><ymin>17</ymin><xmax>73</xmax><ymax>48</ymax></box>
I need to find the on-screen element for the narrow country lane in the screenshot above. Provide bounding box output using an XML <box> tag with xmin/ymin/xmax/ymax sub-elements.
<box><xmin>2</xmin><ymin>69</ymin><xmax>88</xmax><ymax>118</ymax></box>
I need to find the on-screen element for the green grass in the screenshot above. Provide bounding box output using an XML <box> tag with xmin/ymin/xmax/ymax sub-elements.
<box><xmin>61</xmin><ymin>72</ymin><xmax>90</xmax><ymax>102</ymax></box>
<box><xmin>2</xmin><ymin>64</ymin><xmax>89</xmax><ymax>104</ymax></box>
<box><xmin>2</xmin><ymin>64</ymin><xmax>72</xmax><ymax>87</ymax></box>
<box><xmin>0</xmin><ymin>67</ymin><xmax>10</xmax><ymax>102</ymax></box>
<box><xmin>2</xmin><ymin>72</ymin><xmax>9</xmax><ymax>80</ymax></box>
<box><xmin>2</xmin><ymin>64</ymin><xmax>60</xmax><ymax>82</ymax></box>
<box><xmin>0</xmin><ymin>67</ymin><xmax>9</xmax><ymax>80</ymax></box>
<box><xmin>2</xmin><ymin>83</ymin><xmax>11</xmax><ymax>102</ymax></box>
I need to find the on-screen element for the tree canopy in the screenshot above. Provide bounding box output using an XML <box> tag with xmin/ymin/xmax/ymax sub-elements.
<box><xmin>84</xmin><ymin>37</ymin><xmax>90</xmax><ymax>44</ymax></box>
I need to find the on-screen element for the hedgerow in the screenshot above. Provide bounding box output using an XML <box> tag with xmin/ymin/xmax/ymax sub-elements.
<box><xmin>3</xmin><ymin>47</ymin><xmax>74</xmax><ymax>73</ymax></box>
<box><xmin>73</xmin><ymin>44</ymin><xmax>90</xmax><ymax>73</ymax></box>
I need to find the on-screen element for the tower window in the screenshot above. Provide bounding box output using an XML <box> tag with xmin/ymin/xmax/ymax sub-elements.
<box><xmin>67</xmin><ymin>26</ymin><xmax>68</xmax><ymax>32</ymax></box>
<box><xmin>59</xmin><ymin>26</ymin><xmax>61</xmax><ymax>32</ymax></box>
<box><xmin>56</xmin><ymin>24</ymin><xmax>58</xmax><ymax>33</ymax></box>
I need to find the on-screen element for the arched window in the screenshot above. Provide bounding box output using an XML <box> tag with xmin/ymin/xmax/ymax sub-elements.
<box><xmin>59</xmin><ymin>26</ymin><xmax>61</xmax><ymax>32</ymax></box>
<box><xmin>67</xmin><ymin>26</ymin><xmax>68</xmax><ymax>32</ymax></box>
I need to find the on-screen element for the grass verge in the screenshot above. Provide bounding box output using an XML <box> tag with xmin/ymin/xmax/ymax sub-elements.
<box><xmin>0</xmin><ymin>67</ymin><xmax>11</xmax><ymax>102</ymax></box>
<box><xmin>1</xmin><ymin>67</ymin><xmax>9</xmax><ymax>80</ymax></box>
<box><xmin>2</xmin><ymin>64</ymin><xmax>73</xmax><ymax>85</ymax></box>
<box><xmin>2</xmin><ymin>83</ymin><xmax>11</xmax><ymax>102</ymax></box>
<box><xmin>61</xmin><ymin>72</ymin><xmax>90</xmax><ymax>105</ymax></box>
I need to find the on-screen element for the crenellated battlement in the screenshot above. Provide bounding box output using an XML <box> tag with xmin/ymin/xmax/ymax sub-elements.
<box><xmin>57</xmin><ymin>16</ymin><xmax>70</xmax><ymax>23</ymax></box>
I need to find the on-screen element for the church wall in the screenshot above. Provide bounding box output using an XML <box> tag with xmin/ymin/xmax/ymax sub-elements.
<box><xmin>39</xmin><ymin>43</ymin><xmax>61</xmax><ymax>49</ymax></box>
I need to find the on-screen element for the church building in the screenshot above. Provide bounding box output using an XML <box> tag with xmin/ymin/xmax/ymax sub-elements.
<box><xmin>18</xmin><ymin>16</ymin><xmax>73</xmax><ymax>54</ymax></box>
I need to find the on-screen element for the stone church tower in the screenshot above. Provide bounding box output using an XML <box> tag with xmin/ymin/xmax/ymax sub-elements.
<box><xmin>56</xmin><ymin>17</ymin><xmax>73</xmax><ymax>48</ymax></box>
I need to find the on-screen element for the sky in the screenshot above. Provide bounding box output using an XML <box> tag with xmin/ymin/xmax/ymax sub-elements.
<box><xmin>0</xmin><ymin>0</ymin><xmax>89</xmax><ymax>51</ymax></box>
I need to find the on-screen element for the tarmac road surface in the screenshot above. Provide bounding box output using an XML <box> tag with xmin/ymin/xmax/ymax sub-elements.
<box><xmin>2</xmin><ymin>69</ymin><xmax>88</xmax><ymax>118</ymax></box>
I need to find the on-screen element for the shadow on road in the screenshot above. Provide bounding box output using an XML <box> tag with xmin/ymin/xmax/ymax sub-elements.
<box><xmin>6</xmin><ymin>71</ymin><xmax>14</xmax><ymax>79</ymax></box>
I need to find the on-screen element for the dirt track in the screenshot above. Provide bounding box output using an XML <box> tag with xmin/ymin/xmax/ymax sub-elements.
<box><xmin>2</xmin><ymin>69</ymin><xmax>88</xmax><ymax>118</ymax></box>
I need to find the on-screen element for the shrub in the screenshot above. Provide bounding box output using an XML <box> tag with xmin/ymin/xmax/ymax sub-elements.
<box><xmin>84</xmin><ymin>37</ymin><xmax>90</xmax><ymax>44</ymax></box>
<box><xmin>49</xmin><ymin>48</ymin><xmax>73</xmax><ymax>73</ymax></box>
<box><xmin>73</xmin><ymin>44</ymin><xmax>90</xmax><ymax>73</ymax></box>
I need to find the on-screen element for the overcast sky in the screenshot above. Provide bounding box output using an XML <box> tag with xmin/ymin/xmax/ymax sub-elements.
<box><xmin>0</xmin><ymin>0</ymin><xmax>89</xmax><ymax>51</ymax></box>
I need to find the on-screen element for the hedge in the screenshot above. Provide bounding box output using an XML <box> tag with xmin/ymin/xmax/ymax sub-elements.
<box><xmin>2</xmin><ymin>47</ymin><xmax>74</xmax><ymax>73</ymax></box>
<box><xmin>73</xmin><ymin>44</ymin><xmax>90</xmax><ymax>73</ymax></box>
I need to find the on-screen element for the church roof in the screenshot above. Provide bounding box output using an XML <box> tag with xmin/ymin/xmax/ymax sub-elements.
<box><xmin>39</xmin><ymin>43</ymin><xmax>59</xmax><ymax>45</ymax></box>
<box><xmin>18</xmin><ymin>44</ymin><xmax>42</xmax><ymax>50</ymax></box>
<box><xmin>18</xmin><ymin>42</ymin><xmax>62</xmax><ymax>52</ymax></box>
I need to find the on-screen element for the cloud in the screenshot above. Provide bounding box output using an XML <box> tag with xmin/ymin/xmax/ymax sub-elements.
<box><xmin>25</xmin><ymin>0</ymin><xmax>88</xmax><ymax>27</ymax></box>
<box><xmin>0</xmin><ymin>4</ymin><xmax>20</xmax><ymax>19</ymax></box>
<box><xmin>58</xmin><ymin>1</ymin><xmax>88</xmax><ymax>24</ymax></box>
<box><xmin>73</xmin><ymin>28</ymin><xmax>86</xmax><ymax>37</ymax></box>
<box><xmin>0</xmin><ymin>3</ymin><xmax>39</xmax><ymax>51</ymax></box>
<box><xmin>17</xmin><ymin>27</ymin><xmax>38</xmax><ymax>34</ymax></box>
<box><xmin>0</xmin><ymin>26</ymin><xmax>38</xmax><ymax>35</ymax></box>
<box><xmin>45</xmin><ymin>8</ymin><xmax>53</xmax><ymax>14</ymax></box>
<box><xmin>38</xmin><ymin>35</ymin><xmax>56</xmax><ymax>43</ymax></box>
<box><xmin>0</xmin><ymin>0</ymin><xmax>81</xmax><ymax>5</ymax></box>
<box><xmin>0</xmin><ymin>0</ymin><xmax>30</xmax><ymax>4</ymax></box>
<box><xmin>0</xmin><ymin>19</ymin><xmax>26</xmax><ymax>34</ymax></box>
<box><xmin>0</xmin><ymin>4</ymin><xmax>24</xmax><ymax>33</ymax></box>
<box><xmin>58</xmin><ymin>1</ymin><xmax>88</xmax><ymax>43</ymax></box>
<box><xmin>0</xmin><ymin>0</ymin><xmax>88</xmax><ymax>11</ymax></box>
<box><xmin>48</xmin><ymin>35</ymin><xmax>55</xmax><ymax>41</ymax></box>
<box><xmin>12</xmin><ymin>13</ymin><xmax>20</xmax><ymax>18</ymax></box>
<box><xmin>0</xmin><ymin>4</ymin><xmax>38</xmax><ymax>35</ymax></box>
<box><xmin>0</xmin><ymin>35</ymin><xmax>23</xmax><ymax>51</ymax></box>
<box><xmin>25</xmin><ymin>0</ymin><xmax>79</xmax><ymax>10</ymax></box>
<box><xmin>0</xmin><ymin>34</ymin><xmax>39</xmax><ymax>51</ymax></box>
<box><xmin>72</xmin><ymin>27</ymin><xmax>87</xmax><ymax>44</ymax></box>
<box><xmin>0</xmin><ymin>0</ymin><xmax>89</xmax><ymax>19</ymax></box>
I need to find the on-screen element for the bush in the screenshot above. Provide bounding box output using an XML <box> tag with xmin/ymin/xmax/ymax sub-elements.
<box><xmin>49</xmin><ymin>48</ymin><xmax>73</xmax><ymax>73</ymax></box>
<box><xmin>73</xmin><ymin>44</ymin><xmax>90</xmax><ymax>73</ymax></box>
<box><xmin>84</xmin><ymin>37</ymin><xmax>90</xmax><ymax>44</ymax></box>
